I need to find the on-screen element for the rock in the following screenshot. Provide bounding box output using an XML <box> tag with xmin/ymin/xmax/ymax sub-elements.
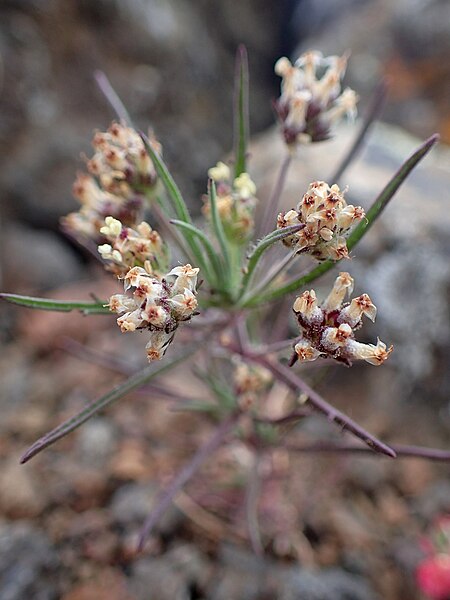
<box><xmin>109</xmin><ymin>482</ymin><xmax>182</xmax><ymax>535</ymax></box>
<box><xmin>251</xmin><ymin>122</ymin><xmax>450</xmax><ymax>397</ymax></box>
<box><xmin>280</xmin><ymin>567</ymin><xmax>378</xmax><ymax>600</ymax></box>
<box><xmin>288</xmin><ymin>0</ymin><xmax>450</xmax><ymax>142</ymax></box>
<box><xmin>75</xmin><ymin>418</ymin><xmax>117</xmax><ymax>468</ymax></box>
<box><xmin>0</xmin><ymin>458</ymin><xmax>47</xmax><ymax>518</ymax></box>
<box><xmin>0</xmin><ymin>522</ymin><xmax>61</xmax><ymax>600</ymax></box>
<box><xmin>1</xmin><ymin>221</ymin><xmax>83</xmax><ymax>291</ymax></box>
<box><xmin>129</xmin><ymin>556</ymin><xmax>189</xmax><ymax>600</ymax></box>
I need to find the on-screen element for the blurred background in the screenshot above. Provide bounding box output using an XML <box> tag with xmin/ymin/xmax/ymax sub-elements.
<box><xmin>0</xmin><ymin>1</ymin><xmax>449</xmax><ymax>599</ymax></box>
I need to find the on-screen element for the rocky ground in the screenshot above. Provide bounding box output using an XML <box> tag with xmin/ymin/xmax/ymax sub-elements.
<box><xmin>1</xmin><ymin>2</ymin><xmax>450</xmax><ymax>599</ymax></box>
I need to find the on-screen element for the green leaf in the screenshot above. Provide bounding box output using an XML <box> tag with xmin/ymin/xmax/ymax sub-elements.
<box><xmin>20</xmin><ymin>347</ymin><xmax>194</xmax><ymax>463</ymax></box>
<box><xmin>233</xmin><ymin>45</ymin><xmax>249</xmax><ymax>178</ymax></box>
<box><xmin>345</xmin><ymin>133</ymin><xmax>439</xmax><ymax>250</ymax></box>
<box><xmin>141</xmin><ymin>133</ymin><xmax>192</xmax><ymax>224</ymax></box>
<box><xmin>238</xmin><ymin>224</ymin><xmax>305</xmax><ymax>300</ymax></box>
<box><xmin>170</xmin><ymin>219</ymin><xmax>223</xmax><ymax>285</ymax></box>
<box><xmin>0</xmin><ymin>293</ymin><xmax>110</xmax><ymax>315</ymax></box>
<box><xmin>141</xmin><ymin>133</ymin><xmax>210</xmax><ymax>276</ymax></box>
<box><xmin>245</xmin><ymin>133</ymin><xmax>439</xmax><ymax>307</ymax></box>
<box><xmin>208</xmin><ymin>179</ymin><xmax>231</xmax><ymax>282</ymax></box>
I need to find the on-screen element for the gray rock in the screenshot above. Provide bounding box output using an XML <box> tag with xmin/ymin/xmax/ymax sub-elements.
<box><xmin>1</xmin><ymin>221</ymin><xmax>83</xmax><ymax>290</ymax></box>
<box><xmin>280</xmin><ymin>567</ymin><xmax>378</xmax><ymax>600</ymax></box>
<box><xmin>0</xmin><ymin>522</ymin><xmax>61</xmax><ymax>600</ymax></box>
<box><xmin>75</xmin><ymin>417</ymin><xmax>117</xmax><ymax>468</ymax></box>
<box><xmin>129</xmin><ymin>545</ymin><xmax>209</xmax><ymax>600</ymax></box>
<box><xmin>110</xmin><ymin>482</ymin><xmax>182</xmax><ymax>535</ymax></box>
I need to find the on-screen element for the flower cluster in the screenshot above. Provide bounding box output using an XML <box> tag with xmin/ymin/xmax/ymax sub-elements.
<box><xmin>63</xmin><ymin>121</ymin><xmax>160</xmax><ymax>241</ymax></box>
<box><xmin>277</xmin><ymin>180</ymin><xmax>365</xmax><ymax>260</ymax></box>
<box><xmin>274</xmin><ymin>51</ymin><xmax>358</xmax><ymax>147</ymax></box>
<box><xmin>88</xmin><ymin>121</ymin><xmax>160</xmax><ymax>196</ymax></box>
<box><xmin>203</xmin><ymin>161</ymin><xmax>258</xmax><ymax>242</ymax></box>
<box><xmin>109</xmin><ymin>263</ymin><xmax>199</xmax><ymax>362</ymax></box>
<box><xmin>233</xmin><ymin>360</ymin><xmax>272</xmax><ymax>410</ymax></box>
<box><xmin>291</xmin><ymin>272</ymin><xmax>393</xmax><ymax>366</ymax></box>
<box><xmin>98</xmin><ymin>216</ymin><xmax>167</xmax><ymax>277</ymax></box>
<box><xmin>416</xmin><ymin>516</ymin><xmax>450</xmax><ymax>600</ymax></box>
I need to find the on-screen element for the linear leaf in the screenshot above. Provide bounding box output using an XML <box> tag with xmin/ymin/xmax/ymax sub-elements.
<box><xmin>20</xmin><ymin>348</ymin><xmax>194</xmax><ymax>463</ymax></box>
<box><xmin>141</xmin><ymin>133</ymin><xmax>192</xmax><ymax>224</ymax></box>
<box><xmin>208</xmin><ymin>179</ymin><xmax>231</xmax><ymax>279</ymax></box>
<box><xmin>170</xmin><ymin>219</ymin><xmax>223</xmax><ymax>284</ymax></box>
<box><xmin>141</xmin><ymin>133</ymin><xmax>209</xmax><ymax>276</ymax></box>
<box><xmin>239</xmin><ymin>224</ymin><xmax>304</xmax><ymax>299</ymax></box>
<box><xmin>0</xmin><ymin>293</ymin><xmax>110</xmax><ymax>315</ymax></box>
<box><xmin>233</xmin><ymin>45</ymin><xmax>249</xmax><ymax>178</ymax></box>
<box><xmin>247</xmin><ymin>133</ymin><xmax>439</xmax><ymax>306</ymax></box>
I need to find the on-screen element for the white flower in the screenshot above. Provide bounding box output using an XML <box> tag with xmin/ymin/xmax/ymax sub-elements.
<box><xmin>339</xmin><ymin>293</ymin><xmax>377</xmax><ymax>327</ymax></box>
<box><xmin>98</xmin><ymin>243</ymin><xmax>122</xmax><ymax>264</ymax></box>
<box><xmin>294</xmin><ymin>340</ymin><xmax>323</xmax><ymax>362</ymax></box>
<box><xmin>100</xmin><ymin>216</ymin><xmax>122</xmax><ymax>237</ymax></box>
<box><xmin>293</xmin><ymin>290</ymin><xmax>323</xmax><ymax>323</ymax></box>
<box><xmin>233</xmin><ymin>172</ymin><xmax>257</xmax><ymax>199</ymax></box>
<box><xmin>168</xmin><ymin>288</ymin><xmax>198</xmax><ymax>318</ymax></box>
<box><xmin>322</xmin><ymin>272</ymin><xmax>354</xmax><ymax>311</ymax></box>
<box><xmin>167</xmin><ymin>264</ymin><xmax>199</xmax><ymax>294</ymax></box>
<box><xmin>208</xmin><ymin>161</ymin><xmax>231</xmax><ymax>181</ymax></box>
<box><xmin>345</xmin><ymin>338</ymin><xmax>393</xmax><ymax>366</ymax></box>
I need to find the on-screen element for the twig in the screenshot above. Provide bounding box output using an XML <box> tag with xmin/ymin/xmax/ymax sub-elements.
<box><xmin>259</xmin><ymin>153</ymin><xmax>292</xmax><ymax>236</ymax></box>
<box><xmin>285</xmin><ymin>442</ymin><xmax>450</xmax><ymax>462</ymax></box>
<box><xmin>138</xmin><ymin>412</ymin><xmax>239</xmax><ymax>551</ymax></box>
<box><xmin>94</xmin><ymin>70</ymin><xmax>133</xmax><ymax>124</ymax></box>
<box><xmin>225</xmin><ymin>342</ymin><xmax>396</xmax><ymax>458</ymax></box>
<box><xmin>330</xmin><ymin>79</ymin><xmax>388</xmax><ymax>184</ymax></box>
<box><xmin>254</xmin><ymin>409</ymin><xmax>312</xmax><ymax>425</ymax></box>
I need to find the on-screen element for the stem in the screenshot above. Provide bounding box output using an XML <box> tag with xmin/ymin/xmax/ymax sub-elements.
<box><xmin>225</xmin><ymin>342</ymin><xmax>396</xmax><ymax>458</ymax></box>
<box><xmin>94</xmin><ymin>71</ymin><xmax>133</xmax><ymax>124</ymax></box>
<box><xmin>259</xmin><ymin>154</ymin><xmax>292</xmax><ymax>236</ymax></box>
<box><xmin>239</xmin><ymin>248</ymin><xmax>298</xmax><ymax>307</ymax></box>
<box><xmin>138</xmin><ymin>412</ymin><xmax>239</xmax><ymax>550</ymax></box>
<box><xmin>330</xmin><ymin>79</ymin><xmax>388</xmax><ymax>184</ymax></box>
<box><xmin>285</xmin><ymin>442</ymin><xmax>450</xmax><ymax>462</ymax></box>
<box><xmin>255</xmin><ymin>409</ymin><xmax>312</xmax><ymax>425</ymax></box>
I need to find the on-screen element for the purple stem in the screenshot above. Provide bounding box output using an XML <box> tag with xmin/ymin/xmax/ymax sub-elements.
<box><xmin>285</xmin><ymin>442</ymin><xmax>450</xmax><ymax>462</ymax></box>
<box><xmin>138</xmin><ymin>412</ymin><xmax>239</xmax><ymax>551</ymax></box>
<box><xmin>94</xmin><ymin>70</ymin><xmax>132</xmax><ymax>124</ymax></box>
<box><xmin>254</xmin><ymin>409</ymin><xmax>312</xmax><ymax>425</ymax></box>
<box><xmin>330</xmin><ymin>79</ymin><xmax>388</xmax><ymax>184</ymax></box>
<box><xmin>226</xmin><ymin>343</ymin><xmax>396</xmax><ymax>458</ymax></box>
<box><xmin>259</xmin><ymin>153</ymin><xmax>292</xmax><ymax>236</ymax></box>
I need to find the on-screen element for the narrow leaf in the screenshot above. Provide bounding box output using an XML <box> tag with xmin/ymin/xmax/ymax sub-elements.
<box><xmin>345</xmin><ymin>133</ymin><xmax>439</xmax><ymax>250</ymax></box>
<box><xmin>239</xmin><ymin>224</ymin><xmax>304</xmax><ymax>298</ymax></box>
<box><xmin>140</xmin><ymin>133</ymin><xmax>192</xmax><ymax>224</ymax></box>
<box><xmin>20</xmin><ymin>348</ymin><xmax>194</xmax><ymax>463</ymax></box>
<box><xmin>331</xmin><ymin>79</ymin><xmax>388</xmax><ymax>184</ymax></box>
<box><xmin>0</xmin><ymin>293</ymin><xmax>110</xmax><ymax>315</ymax></box>
<box><xmin>248</xmin><ymin>133</ymin><xmax>439</xmax><ymax>306</ymax></box>
<box><xmin>140</xmin><ymin>133</ymin><xmax>208</xmax><ymax>274</ymax></box>
<box><xmin>233</xmin><ymin>45</ymin><xmax>249</xmax><ymax>178</ymax></box>
<box><xmin>208</xmin><ymin>179</ymin><xmax>231</xmax><ymax>278</ymax></box>
<box><xmin>170</xmin><ymin>219</ymin><xmax>223</xmax><ymax>284</ymax></box>
<box><xmin>94</xmin><ymin>70</ymin><xmax>133</xmax><ymax>125</ymax></box>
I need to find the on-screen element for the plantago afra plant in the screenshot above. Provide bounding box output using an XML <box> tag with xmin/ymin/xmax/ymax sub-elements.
<box><xmin>2</xmin><ymin>46</ymin><xmax>448</xmax><ymax>553</ymax></box>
